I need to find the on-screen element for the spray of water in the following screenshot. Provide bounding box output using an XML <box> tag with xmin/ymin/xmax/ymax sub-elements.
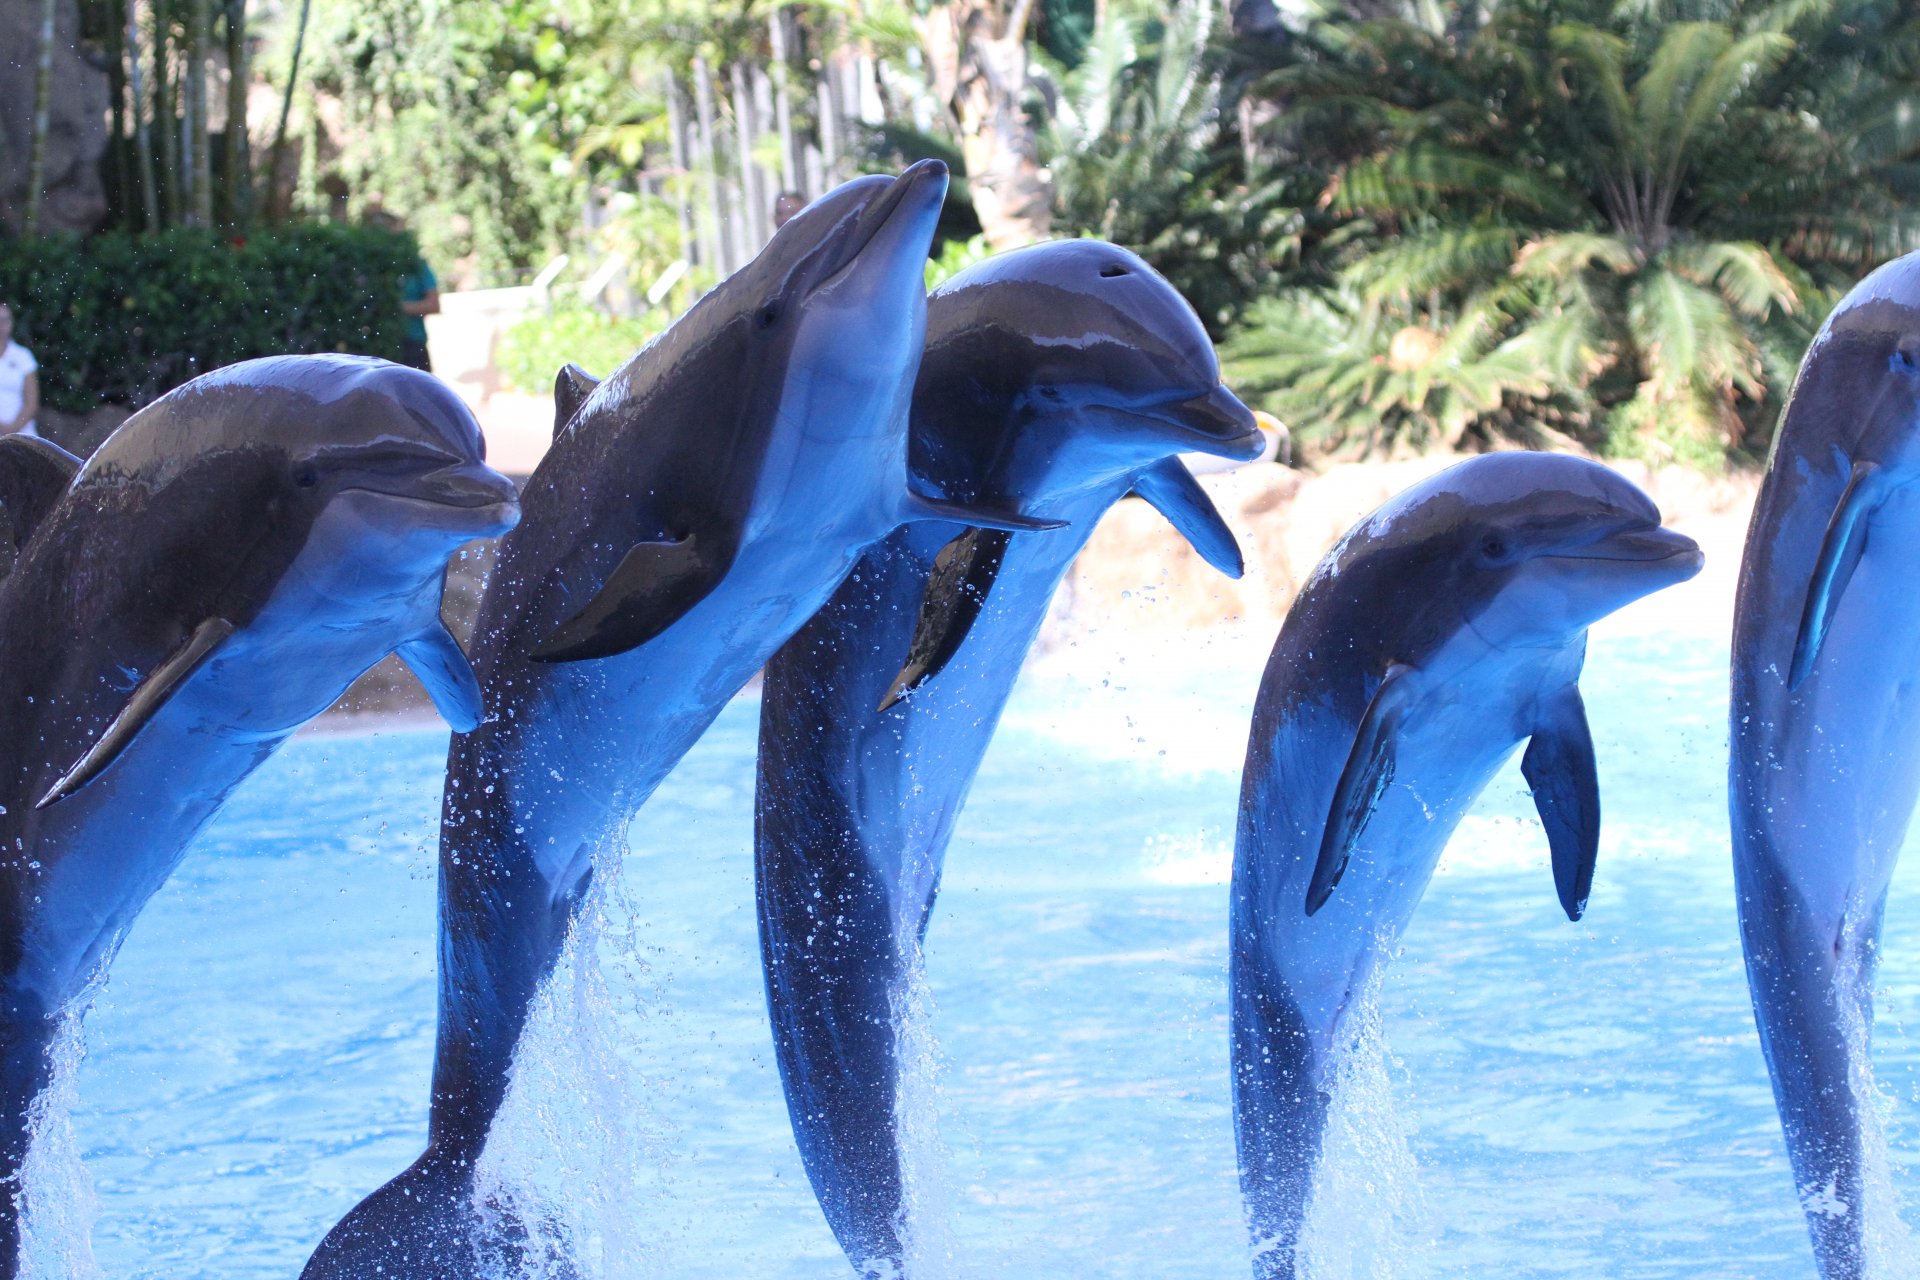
<box><xmin>1297</xmin><ymin>968</ymin><xmax>1431</xmax><ymax>1280</ymax></box>
<box><xmin>472</xmin><ymin>865</ymin><xmax>672</xmax><ymax>1280</ymax></box>
<box><xmin>1834</xmin><ymin>936</ymin><xmax>1918</xmax><ymax>1280</ymax></box>
<box><xmin>17</xmin><ymin>1005</ymin><xmax>103</xmax><ymax>1280</ymax></box>
<box><xmin>890</xmin><ymin>953</ymin><xmax>959</xmax><ymax>1280</ymax></box>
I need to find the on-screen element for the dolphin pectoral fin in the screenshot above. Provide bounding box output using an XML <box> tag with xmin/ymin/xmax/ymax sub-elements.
<box><xmin>398</xmin><ymin>622</ymin><xmax>484</xmax><ymax>732</ymax></box>
<box><xmin>899</xmin><ymin>491</ymin><xmax>1067</xmax><ymax>534</ymax></box>
<box><xmin>38</xmin><ymin>617</ymin><xmax>237</xmax><ymax>809</ymax></box>
<box><xmin>1131</xmin><ymin>457</ymin><xmax>1245</xmax><ymax>579</ymax></box>
<box><xmin>0</xmin><ymin>434</ymin><xmax>80</xmax><ymax>562</ymax></box>
<box><xmin>1790</xmin><ymin>462</ymin><xmax>1886</xmax><ymax>691</ymax></box>
<box><xmin>552</xmin><ymin>363</ymin><xmax>601</xmax><ymax>438</ymax></box>
<box><xmin>1307</xmin><ymin>664</ymin><xmax>1416</xmax><ymax>916</ymax></box>
<box><xmin>1522</xmin><ymin>686</ymin><xmax>1601</xmax><ymax>921</ymax></box>
<box><xmin>877</xmin><ymin>528</ymin><xmax>1011</xmax><ymax>711</ymax></box>
<box><xmin>530</xmin><ymin>533</ymin><xmax>726</xmax><ymax>663</ymax></box>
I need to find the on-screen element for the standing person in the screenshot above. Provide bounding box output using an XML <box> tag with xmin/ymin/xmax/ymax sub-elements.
<box><xmin>773</xmin><ymin>190</ymin><xmax>806</xmax><ymax>229</ymax></box>
<box><xmin>398</xmin><ymin>248</ymin><xmax>440</xmax><ymax>373</ymax></box>
<box><xmin>0</xmin><ymin>303</ymin><xmax>38</xmax><ymax>438</ymax></box>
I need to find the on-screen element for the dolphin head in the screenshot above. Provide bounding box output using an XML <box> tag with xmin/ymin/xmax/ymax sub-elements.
<box><xmin>714</xmin><ymin>160</ymin><xmax>950</xmax><ymax>451</ymax></box>
<box><xmin>917</xmin><ymin>240</ymin><xmax>1265</xmax><ymax>499</ymax></box>
<box><xmin>1358</xmin><ymin>453</ymin><xmax>1703</xmax><ymax>654</ymax></box>
<box><xmin>1783</xmin><ymin>251</ymin><xmax>1920</xmax><ymax>473</ymax></box>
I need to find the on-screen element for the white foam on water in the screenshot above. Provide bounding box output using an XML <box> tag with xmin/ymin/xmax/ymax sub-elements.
<box><xmin>17</xmin><ymin>1005</ymin><xmax>102</xmax><ymax>1280</ymax></box>
<box><xmin>473</xmin><ymin>871</ymin><xmax>673</xmax><ymax>1280</ymax></box>
<box><xmin>1297</xmin><ymin>969</ymin><xmax>1432</xmax><ymax>1280</ymax></box>
<box><xmin>1140</xmin><ymin>831</ymin><xmax>1234</xmax><ymax>886</ymax></box>
<box><xmin>892</xmin><ymin>956</ymin><xmax>962</xmax><ymax>1280</ymax></box>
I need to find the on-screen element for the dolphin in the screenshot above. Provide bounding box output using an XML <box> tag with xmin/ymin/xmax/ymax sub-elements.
<box><xmin>1729</xmin><ymin>250</ymin><xmax>1920</xmax><ymax>1279</ymax></box>
<box><xmin>752</xmin><ymin>238</ymin><xmax>1265</xmax><ymax>1275</ymax></box>
<box><xmin>303</xmin><ymin>161</ymin><xmax>1062</xmax><ymax>1278</ymax></box>
<box><xmin>1230</xmin><ymin>453</ymin><xmax>1700</xmax><ymax>1278</ymax></box>
<box><xmin>0</xmin><ymin>355</ymin><xmax>518</xmax><ymax>1275</ymax></box>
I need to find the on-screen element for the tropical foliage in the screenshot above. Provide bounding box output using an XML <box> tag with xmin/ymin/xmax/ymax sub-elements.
<box><xmin>1223</xmin><ymin>0</ymin><xmax>1920</xmax><ymax>465</ymax></box>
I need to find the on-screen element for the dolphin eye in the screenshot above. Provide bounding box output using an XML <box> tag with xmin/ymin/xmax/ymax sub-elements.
<box><xmin>293</xmin><ymin>463</ymin><xmax>319</xmax><ymax>489</ymax></box>
<box><xmin>1039</xmin><ymin>385</ymin><xmax>1062</xmax><ymax>401</ymax></box>
<box><xmin>1481</xmin><ymin>534</ymin><xmax>1509</xmax><ymax>561</ymax></box>
<box><xmin>1893</xmin><ymin>345</ymin><xmax>1920</xmax><ymax>374</ymax></box>
<box><xmin>1099</xmin><ymin>263</ymin><xmax>1129</xmax><ymax>278</ymax></box>
<box><xmin>755</xmin><ymin>301</ymin><xmax>782</xmax><ymax>331</ymax></box>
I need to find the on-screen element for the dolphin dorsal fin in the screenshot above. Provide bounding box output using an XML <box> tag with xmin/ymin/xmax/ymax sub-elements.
<box><xmin>0</xmin><ymin>434</ymin><xmax>80</xmax><ymax>564</ymax></box>
<box><xmin>878</xmin><ymin>527</ymin><xmax>1011</xmax><ymax>712</ymax></box>
<box><xmin>1131</xmin><ymin>457</ymin><xmax>1244</xmax><ymax>579</ymax></box>
<box><xmin>397</xmin><ymin>618</ymin><xmax>485</xmax><ymax>731</ymax></box>
<box><xmin>530</xmin><ymin>532</ymin><xmax>726</xmax><ymax>663</ymax></box>
<box><xmin>38</xmin><ymin>616</ymin><xmax>236</xmax><ymax>808</ymax></box>
<box><xmin>1522</xmin><ymin>684</ymin><xmax>1601</xmax><ymax>921</ymax></box>
<box><xmin>1308</xmin><ymin>662</ymin><xmax>1418</xmax><ymax>916</ymax></box>
<box><xmin>553</xmin><ymin>364</ymin><xmax>602</xmax><ymax>438</ymax></box>
<box><xmin>1790</xmin><ymin>461</ymin><xmax>1886</xmax><ymax>690</ymax></box>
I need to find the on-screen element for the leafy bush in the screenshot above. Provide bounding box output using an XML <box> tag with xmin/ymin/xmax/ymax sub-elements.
<box><xmin>0</xmin><ymin>226</ymin><xmax>418</xmax><ymax>413</ymax></box>
<box><xmin>496</xmin><ymin>304</ymin><xmax>662</xmax><ymax>394</ymax></box>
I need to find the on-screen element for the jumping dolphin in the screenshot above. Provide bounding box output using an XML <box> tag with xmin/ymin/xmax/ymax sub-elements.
<box><xmin>0</xmin><ymin>355</ymin><xmax>518</xmax><ymax>1275</ymax></box>
<box><xmin>753</xmin><ymin>239</ymin><xmax>1264</xmax><ymax>1275</ymax></box>
<box><xmin>303</xmin><ymin>161</ymin><xmax>1061</xmax><ymax>1278</ymax></box>
<box><xmin>1230</xmin><ymin>453</ymin><xmax>1700</xmax><ymax>1278</ymax></box>
<box><xmin>1730</xmin><ymin>251</ymin><xmax>1920</xmax><ymax>1279</ymax></box>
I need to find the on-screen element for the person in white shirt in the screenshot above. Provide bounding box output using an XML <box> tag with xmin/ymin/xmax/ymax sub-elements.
<box><xmin>0</xmin><ymin>303</ymin><xmax>39</xmax><ymax>438</ymax></box>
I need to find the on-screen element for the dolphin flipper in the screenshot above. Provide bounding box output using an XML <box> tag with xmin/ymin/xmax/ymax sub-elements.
<box><xmin>1790</xmin><ymin>462</ymin><xmax>1885</xmax><ymax>691</ymax></box>
<box><xmin>1307</xmin><ymin>664</ymin><xmax>1416</xmax><ymax>915</ymax></box>
<box><xmin>1521</xmin><ymin>685</ymin><xmax>1601</xmax><ymax>921</ymax></box>
<box><xmin>398</xmin><ymin>620</ymin><xmax>485</xmax><ymax>732</ymax></box>
<box><xmin>1131</xmin><ymin>457</ymin><xmax>1245</xmax><ymax>578</ymax></box>
<box><xmin>0</xmin><ymin>434</ymin><xmax>80</xmax><ymax>561</ymax></box>
<box><xmin>899</xmin><ymin>491</ymin><xmax>1066</xmax><ymax>534</ymax></box>
<box><xmin>37</xmin><ymin>616</ymin><xmax>237</xmax><ymax>808</ymax></box>
<box><xmin>552</xmin><ymin>363</ymin><xmax>601</xmax><ymax>438</ymax></box>
<box><xmin>876</xmin><ymin>528</ymin><xmax>1010</xmax><ymax>712</ymax></box>
<box><xmin>530</xmin><ymin>533</ymin><xmax>727</xmax><ymax>663</ymax></box>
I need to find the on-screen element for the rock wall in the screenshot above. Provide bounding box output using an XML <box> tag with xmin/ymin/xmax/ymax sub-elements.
<box><xmin>0</xmin><ymin>0</ymin><xmax>109</xmax><ymax>236</ymax></box>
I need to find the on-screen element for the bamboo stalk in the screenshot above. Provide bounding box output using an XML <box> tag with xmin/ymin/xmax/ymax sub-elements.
<box><xmin>692</xmin><ymin>56</ymin><xmax>733</xmax><ymax>274</ymax></box>
<box><xmin>266</xmin><ymin>0</ymin><xmax>312</xmax><ymax>223</ymax></box>
<box><xmin>126</xmin><ymin>0</ymin><xmax>159</xmax><ymax>230</ymax></box>
<box><xmin>730</xmin><ymin>62</ymin><xmax>764</xmax><ymax>251</ymax></box>
<box><xmin>768</xmin><ymin>9</ymin><xmax>799</xmax><ymax>194</ymax></box>
<box><xmin>661</xmin><ymin>70</ymin><xmax>698</xmax><ymax>272</ymax></box>
<box><xmin>158</xmin><ymin>10</ymin><xmax>180</xmax><ymax>226</ymax></box>
<box><xmin>189</xmin><ymin>0</ymin><xmax>213</xmax><ymax>224</ymax></box>
<box><xmin>106</xmin><ymin>0</ymin><xmax>132</xmax><ymax>228</ymax></box>
<box><xmin>23</xmin><ymin>0</ymin><xmax>57</xmax><ymax>235</ymax></box>
<box><xmin>224</xmin><ymin>0</ymin><xmax>250</xmax><ymax>227</ymax></box>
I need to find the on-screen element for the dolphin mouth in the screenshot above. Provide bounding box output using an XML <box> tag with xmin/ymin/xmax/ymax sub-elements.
<box><xmin>1130</xmin><ymin>385</ymin><xmax>1267</xmax><ymax>460</ymax></box>
<box><xmin>344</xmin><ymin>463</ymin><xmax>522</xmax><ymax>534</ymax></box>
<box><xmin>1555</xmin><ymin>525</ymin><xmax>1703</xmax><ymax>568</ymax></box>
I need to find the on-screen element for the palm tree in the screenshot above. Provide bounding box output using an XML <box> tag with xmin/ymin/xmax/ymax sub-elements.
<box><xmin>1225</xmin><ymin>0</ymin><xmax>1920</xmax><ymax>465</ymax></box>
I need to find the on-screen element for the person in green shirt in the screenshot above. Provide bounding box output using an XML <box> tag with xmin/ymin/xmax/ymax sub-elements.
<box><xmin>399</xmin><ymin>256</ymin><xmax>440</xmax><ymax>372</ymax></box>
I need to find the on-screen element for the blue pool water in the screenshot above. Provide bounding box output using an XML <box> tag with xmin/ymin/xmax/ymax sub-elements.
<box><xmin>65</xmin><ymin>614</ymin><xmax>1920</xmax><ymax>1279</ymax></box>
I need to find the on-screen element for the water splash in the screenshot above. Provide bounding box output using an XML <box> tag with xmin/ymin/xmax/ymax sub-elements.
<box><xmin>473</xmin><ymin>869</ymin><xmax>672</xmax><ymax>1280</ymax></box>
<box><xmin>891</xmin><ymin>953</ymin><xmax>959</xmax><ymax>1280</ymax></box>
<box><xmin>1835</xmin><ymin>936</ymin><xmax>1918</xmax><ymax>1280</ymax></box>
<box><xmin>18</xmin><ymin>1006</ymin><xmax>103</xmax><ymax>1280</ymax></box>
<box><xmin>1297</xmin><ymin>971</ymin><xmax>1430</xmax><ymax>1280</ymax></box>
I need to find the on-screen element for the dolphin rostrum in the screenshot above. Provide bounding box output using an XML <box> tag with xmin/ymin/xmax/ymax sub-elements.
<box><xmin>1231</xmin><ymin>453</ymin><xmax>1700</xmax><ymax>1277</ymax></box>
<box><xmin>303</xmin><ymin>161</ymin><xmax>1063</xmax><ymax>1278</ymax></box>
<box><xmin>0</xmin><ymin>356</ymin><xmax>518</xmax><ymax>1275</ymax></box>
<box><xmin>1730</xmin><ymin>250</ymin><xmax>1920</xmax><ymax>1279</ymax></box>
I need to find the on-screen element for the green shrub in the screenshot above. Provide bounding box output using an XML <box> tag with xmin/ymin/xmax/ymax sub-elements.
<box><xmin>0</xmin><ymin>226</ymin><xmax>419</xmax><ymax>414</ymax></box>
<box><xmin>496</xmin><ymin>304</ymin><xmax>662</xmax><ymax>394</ymax></box>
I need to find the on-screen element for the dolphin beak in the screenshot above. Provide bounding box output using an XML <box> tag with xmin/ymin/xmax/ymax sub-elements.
<box><xmin>824</xmin><ymin>158</ymin><xmax>949</xmax><ymax>286</ymax></box>
<box><xmin>350</xmin><ymin>462</ymin><xmax>522</xmax><ymax>538</ymax></box>
<box><xmin>1150</xmin><ymin>384</ymin><xmax>1267</xmax><ymax>460</ymax></box>
<box><xmin>1564</xmin><ymin>524</ymin><xmax>1703</xmax><ymax>571</ymax></box>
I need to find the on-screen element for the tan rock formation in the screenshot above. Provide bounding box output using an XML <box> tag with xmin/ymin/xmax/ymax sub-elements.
<box><xmin>0</xmin><ymin>0</ymin><xmax>109</xmax><ymax>235</ymax></box>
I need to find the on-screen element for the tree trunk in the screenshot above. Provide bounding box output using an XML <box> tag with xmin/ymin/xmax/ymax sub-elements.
<box><xmin>157</xmin><ymin>11</ymin><xmax>180</xmax><ymax>226</ymax></box>
<box><xmin>126</xmin><ymin>0</ymin><xmax>159</xmax><ymax>229</ymax></box>
<box><xmin>692</xmin><ymin>56</ymin><xmax>733</xmax><ymax>274</ymax></box>
<box><xmin>188</xmin><ymin>0</ymin><xmax>213</xmax><ymax>224</ymax></box>
<box><xmin>106</xmin><ymin>0</ymin><xmax>132</xmax><ymax>228</ymax></box>
<box><xmin>917</xmin><ymin>0</ymin><xmax>1052</xmax><ymax>251</ymax></box>
<box><xmin>24</xmin><ymin>0</ymin><xmax>58</xmax><ymax>236</ymax></box>
<box><xmin>224</xmin><ymin>0</ymin><xmax>250</xmax><ymax>227</ymax></box>
<box><xmin>265</xmin><ymin>0</ymin><xmax>310</xmax><ymax>222</ymax></box>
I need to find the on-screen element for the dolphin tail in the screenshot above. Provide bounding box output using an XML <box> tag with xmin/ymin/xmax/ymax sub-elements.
<box><xmin>1736</xmin><ymin>853</ymin><xmax>1882</xmax><ymax>1279</ymax></box>
<box><xmin>1790</xmin><ymin>462</ymin><xmax>1885</xmax><ymax>691</ymax></box>
<box><xmin>758</xmin><ymin>619</ymin><xmax>916</xmax><ymax>1272</ymax></box>
<box><xmin>1229</xmin><ymin>916</ymin><xmax>1327</xmax><ymax>1280</ymax></box>
<box><xmin>1131</xmin><ymin>457</ymin><xmax>1245</xmax><ymax>578</ymax></box>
